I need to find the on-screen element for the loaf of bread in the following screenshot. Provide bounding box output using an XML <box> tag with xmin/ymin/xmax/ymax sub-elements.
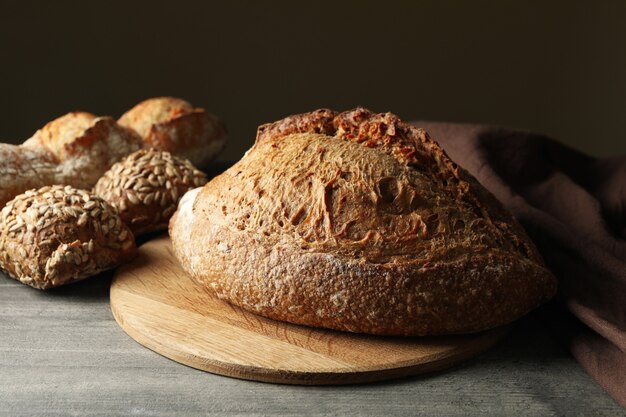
<box><xmin>0</xmin><ymin>185</ymin><xmax>136</xmax><ymax>289</ymax></box>
<box><xmin>118</xmin><ymin>97</ymin><xmax>226</xmax><ymax>170</ymax></box>
<box><xmin>0</xmin><ymin>98</ymin><xmax>225</xmax><ymax>208</ymax></box>
<box><xmin>170</xmin><ymin>108</ymin><xmax>557</xmax><ymax>336</ymax></box>
<box><xmin>94</xmin><ymin>149</ymin><xmax>208</xmax><ymax>236</ymax></box>
<box><xmin>0</xmin><ymin>112</ymin><xmax>143</xmax><ymax>208</ymax></box>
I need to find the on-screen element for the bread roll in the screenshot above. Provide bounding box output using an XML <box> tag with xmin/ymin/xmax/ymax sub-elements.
<box><xmin>0</xmin><ymin>185</ymin><xmax>136</xmax><ymax>289</ymax></box>
<box><xmin>170</xmin><ymin>108</ymin><xmax>556</xmax><ymax>336</ymax></box>
<box><xmin>94</xmin><ymin>149</ymin><xmax>207</xmax><ymax>236</ymax></box>
<box><xmin>118</xmin><ymin>97</ymin><xmax>226</xmax><ymax>170</ymax></box>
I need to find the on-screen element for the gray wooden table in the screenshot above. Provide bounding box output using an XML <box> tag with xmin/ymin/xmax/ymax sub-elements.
<box><xmin>1</xmin><ymin>271</ymin><xmax>624</xmax><ymax>417</ymax></box>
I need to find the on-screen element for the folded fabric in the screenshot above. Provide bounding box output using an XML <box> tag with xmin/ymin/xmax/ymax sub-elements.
<box><xmin>413</xmin><ymin>121</ymin><xmax>626</xmax><ymax>407</ymax></box>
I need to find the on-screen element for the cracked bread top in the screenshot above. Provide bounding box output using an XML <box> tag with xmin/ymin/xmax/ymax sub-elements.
<box><xmin>170</xmin><ymin>108</ymin><xmax>556</xmax><ymax>335</ymax></box>
<box><xmin>238</xmin><ymin>108</ymin><xmax>543</xmax><ymax>266</ymax></box>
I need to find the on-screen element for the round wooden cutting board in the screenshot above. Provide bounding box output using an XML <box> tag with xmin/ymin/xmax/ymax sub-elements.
<box><xmin>110</xmin><ymin>235</ymin><xmax>507</xmax><ymax>385</ymax></box>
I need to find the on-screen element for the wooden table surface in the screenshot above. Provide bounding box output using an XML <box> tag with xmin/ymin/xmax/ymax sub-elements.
<box><xmin>1</xmin><ymin>271</ymin><xmax>624</xmax><ymax>417</ymax></box>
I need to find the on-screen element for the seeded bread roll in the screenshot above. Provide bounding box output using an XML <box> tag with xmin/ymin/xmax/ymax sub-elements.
<box><xmin>170</xmin><ymin>108</ymin><xmax>557</xmax><ymax>336</ymax></box>
<box><xmin>0</xmin><ymin>185</ymin><xmax>136</xmax><ymax>289</ymax></box>
<box><xmin>93</xmin><ymin>149</ymin><xmax>208</xmax><ymax>236</ymax></box>
<box><xmin>118</xmin><ymin>97</ymin><xmax>227</xmax><ymax>170</ymax></box>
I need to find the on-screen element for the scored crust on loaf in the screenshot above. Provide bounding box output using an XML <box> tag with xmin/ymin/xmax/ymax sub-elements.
<box><xmin>118</xmin><ymin>97</ymin><xmax>227</xmax><ymax>169</ymax></box>
<box><xmin>170</xmin><ymin>108</ymin><xmax>557</xmax><ymax>336</ymax></box>
<box><xmin>24</xmin><ymin>112</ymin><xmax>144</xmax><ymax>189</ymax></box>
<box><xmin>0</xmin><ymin>112</ymin><xmax>143</xmax><ymax>208</ymax></box>
<box><xmin>0</xmin><ymin>98</ymin><xmax>225</xmax><ymax>209</ymax></box>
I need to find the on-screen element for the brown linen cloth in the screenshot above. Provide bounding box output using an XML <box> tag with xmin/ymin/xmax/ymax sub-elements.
<box><xmin>413</xmin><ymin>121</ymin><xmax>626</xmax><ymax>407</ymax></box>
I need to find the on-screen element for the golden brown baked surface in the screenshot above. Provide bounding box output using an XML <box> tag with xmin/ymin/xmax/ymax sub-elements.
<box><xmin>29</xmin><ymin>112</ymin><xmax>145</xmax><ymax>188</ymax></box>
<box><xmin>0</xmin><ymin>185</ymin><xmax>136</xmax><ymax>289</ymax></box>
<box><xmin>0</xmin><ymin>97</ymin><xmax>226</xmax><ymax>209</ymax></box>
<box><xmin>94</xmin><ymin>149</ymin><xmax>207</xmax><ymax>236</ymax></box>
<box><xmin>0</xmin><ymin>112</ymin><xmax>143</xmax><ymax>208</ymax></box>
<box><xmin>170</xmin><ymin>108</ymin><xmax>557</xmax><ymax>336</ymax></box>
<box><xmin>118</xmin><ymin>97</ymin><xmax>226</xmax><ymax>169</ymax></box>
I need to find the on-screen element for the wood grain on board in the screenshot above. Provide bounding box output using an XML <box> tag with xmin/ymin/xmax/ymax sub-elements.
<box><xmin>110</xmin><ymin>235</ymin><xmax>506</xmax><ymax>385</ymax></box>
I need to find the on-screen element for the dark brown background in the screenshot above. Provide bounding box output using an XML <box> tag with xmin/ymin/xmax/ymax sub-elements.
<box><xmin>1</xmin><ymin>0</ymin><xmax>624</xmax><ymax>161</ymax></box>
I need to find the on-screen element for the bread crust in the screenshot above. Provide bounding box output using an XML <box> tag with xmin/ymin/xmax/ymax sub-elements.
<box><xmin>0</xmin><ymin>185</ymin><xmax>136</xmax><ymax>289</ymax></box>
<box><xmin>0</xmin><ymin>112</ymin><xmax>143</xmax><ymax>208</ymax></box>
<box><xmin>0</xmin><ymin>97</ymin><xmax>226</xmax><ymax>208</ymax></box>
<box><xmin>94</xmin><ymin>149</ymin><xmax>207</xmax><ymax>236</ymax></box>
<box><xmin>0</xmin><ymin>144</ymin><xmax>58</xmax><ymax>209</ymax></box>
<box><xmin>170</xmin><ymin>108</ymin><xmax>557</xmax><ymax>336</ymax></box>
<box><xmin>118</xmin><ymin>97</ymin><xmax>226</xmax><ymax>169</ymax></box>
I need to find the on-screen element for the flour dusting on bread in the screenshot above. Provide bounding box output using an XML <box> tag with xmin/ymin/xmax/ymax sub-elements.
<box><xmin>169</xmin><ymin>108</ymin><xmax>557</xmax><ymax>336</ymax></box>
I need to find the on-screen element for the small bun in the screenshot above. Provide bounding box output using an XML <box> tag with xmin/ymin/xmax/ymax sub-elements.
<box><xmin>118</xmin><ymin>97</ymin><xmax>226</xmax><ymax>169</ymax></box>
<box><xmin>0</xmin><ymin>185</ymin><xmax>136</xmax><ymax>289</ymax></box>
<box><xmin>94</xmin><ymin>149</ymin><xmax>208</xmax><ymax>236</ymax></box>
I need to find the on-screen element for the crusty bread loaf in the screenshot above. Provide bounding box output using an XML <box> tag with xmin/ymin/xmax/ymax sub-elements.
<box><xmin>0</xmin><ymin>98</ymin><xmax>226</xmax><ymax>208</ymax></box>
<box><xmin>0</xmin><ymin>185</ymin><xmax>136</xmax><ymax>289</ymax></box>
<box><xmin>93</xmin><ymin>149</ymin><xmax>207</xmax><ymax>236</ymax></box>
<box><xmin>170</xmin><ymin>108</ymin><xmax>556</xmax><ymax>336</ymax></box>
<box><xmin>0</xmin><ymin>112</ymin><xmax>143</xmax><ymax>208</ymax></box>
<box><xmin>118</xmin><ymin>97</ymin><xmax>226</xmax><ymax>170</ymax></box>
